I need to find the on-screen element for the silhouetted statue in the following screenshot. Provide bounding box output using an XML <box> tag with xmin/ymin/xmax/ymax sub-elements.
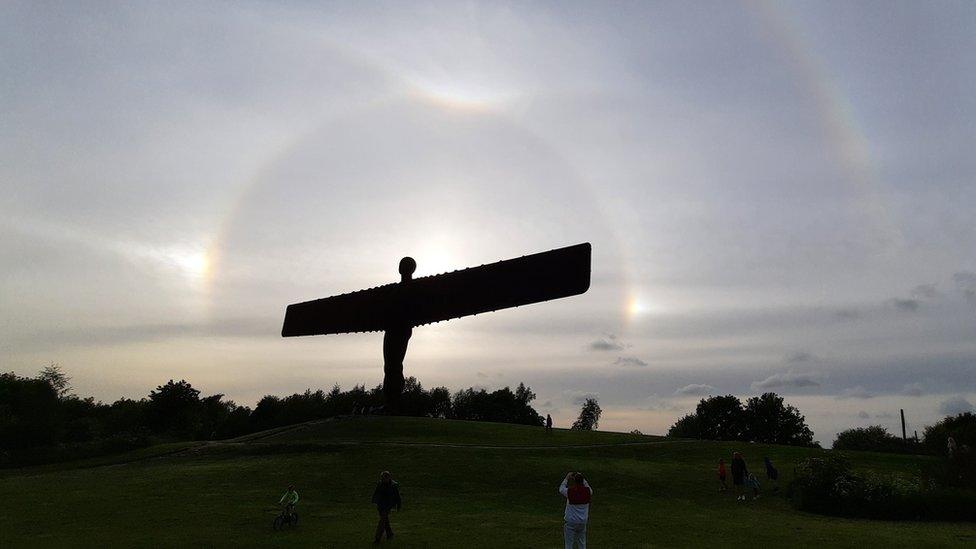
<box><xmin>281</xmin><ymin>243</ymin><xmax>591</xmax><ymax>407</ymax></box>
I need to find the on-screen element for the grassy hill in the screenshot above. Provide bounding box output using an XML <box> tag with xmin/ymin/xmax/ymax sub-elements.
<box><xmin>2</xmin><ymin>416</ymin><xmax>974</xmax><ymax>547</ymax></box>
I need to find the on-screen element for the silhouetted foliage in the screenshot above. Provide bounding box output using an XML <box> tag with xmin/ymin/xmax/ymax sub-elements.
<box><xmin>833</xmin><ymin>425</ymin><xmax>921</xmax><ymax>454</ymax></box>
<box><xmin>449</xmin><ymin>385</ymin><xmax>545</xmax><ymax>426</ymax></box>
<box><xmin>695</xmin><ymin>395</ymin><xmax>745</xmax><ymax>440</ymax></box>
<box><xmin>666</xmin><ymin>414</ymin><xmax>700</xmax><ymax>438</ymax></box>
<box><xmin>923</xmin><ymin>412</ymin><xmax>976</xmax><ymax>456</ymax></box>
<box><xmin>744</xmin><ymin>393</ymin><xmax>815</xmax><ymax>446</ymax></box>
<box><xmin>0</xmin><ymin>372</ymin><xmax>61</xmax><ymax>450</ymax></box>
<box><xmin>789</xmin><ymin>454</ymin><xmax>976</xmax><ymax>522</ymax></box>
<box><xmin>148</xmin><ymin>379</ymin><xmax>201</xmax><ymax>437</ymax></box>
<box><xmin>38</xmin><ymin>363</ymin><xmax>71</xmax><ymax>399</ymax></box>
<box><xmin>667</xmin><ymin>393</ymin><xmax>816</xmax><ymax>447</ymax></box>
<box><xmin>0</xmin><ymin>365</ymin><xmax>548</xmax><ymax>467</ymax></box>
<box><xmin>571</xmin><ymin>398</ymin><xmax>602</xmax><ymax>431</ymax></box>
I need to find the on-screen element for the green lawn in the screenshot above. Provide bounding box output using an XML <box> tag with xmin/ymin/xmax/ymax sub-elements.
<box><xmin>1</xmin><ymin>417</ymin><xmax>974</xmax><ymax>547</ymax></box>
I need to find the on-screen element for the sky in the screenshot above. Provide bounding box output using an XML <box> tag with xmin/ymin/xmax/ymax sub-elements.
<box><xmin>2</xmin><ymin>1</ymin><xmax>974</xmax><ymax>444</ymax></box>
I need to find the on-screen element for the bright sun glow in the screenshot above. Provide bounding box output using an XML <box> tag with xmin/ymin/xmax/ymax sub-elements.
<box><xmin>412</xmin><ymin>234</ymin><xmax>468</xmax><ymax>277</ymax></box>
<box><xmin>409</xmin><ymin>78</ymin><xmax>514</xmax><ymax>113</ymax></box>
<box><xmin>627</xmin><ymin>296</ymin><xmax>647</xmax><ymax>317</ymax></box>
<box><xmin>171</xmin><ymin>251</ymin><xmax>210</xmax><ymax>279</ymax></box>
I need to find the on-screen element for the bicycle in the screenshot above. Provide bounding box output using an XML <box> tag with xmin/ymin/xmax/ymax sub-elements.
<box><xmin>273</xmin><ymin>504</ymin><xmax>299</xmax><ymax>530</ymax></box>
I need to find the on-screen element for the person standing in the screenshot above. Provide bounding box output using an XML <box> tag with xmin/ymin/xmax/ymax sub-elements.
<box><xmin>763</xmin><ymin>456</ymin><xmax>779</xmax><ymax>492</ymax></box>
<box><xmin>731</xmin><ymin>452</ymin><xmax>748</xmax><ymax>502</ymax></box>
<box><xmin>546</xmin><ymin>414</ymin><xmax>554</xmax><ymax>434</ymax></box>
<box><xmin>371</xmin><ymin>471</ymin><xmax>401</xmax><ymax>544</ymax></box>
<box><xmin>559</xmin><ymin>471</ymin><xmax>592</xmax><ymax>549</ymax></box>
<box><xmin>717</xmin><ymin>458</ymin><xmax>728</xmax><ymax>491</ymax></box>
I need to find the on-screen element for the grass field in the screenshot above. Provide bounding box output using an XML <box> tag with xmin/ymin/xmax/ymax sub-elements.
<box><xmin>2</xmin><ymin>416</ymin><xmax>974</xmax><ymax>547</ymax></box>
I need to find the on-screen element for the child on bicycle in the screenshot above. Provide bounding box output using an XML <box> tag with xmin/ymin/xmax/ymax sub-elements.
<box><xmin>279</xmin><ymin>484</ymin><xmax>299</xmax><ymax>516</ymax></box>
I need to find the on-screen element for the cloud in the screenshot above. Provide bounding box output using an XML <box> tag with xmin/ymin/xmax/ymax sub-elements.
<box><xmin>786</xmin><ymin>351</ymin><xmax>816</xmax><ymax>363</ymax></box>
<box><xmin>875</xmin><ymin>412</ymin><xmax>894</xmax><ymax>419</ymax></box>
<box><xmin>751</xmin><ymin>371</ymin><xmax>821</xmax><ymax>390</ymax></box>
<box><xmin>889</xmin><ymin>298</ymin><xmax>920</xmax><ymax>312</ymax></box>
<box><xmin>643</xmin><ymin>394</ymin><xmax>683</xmax><ymax>411</ymax></box>
<box><xmin>590</xmin><ymin>334</ymin><xmax>625</xmax><ymax>351</ymax></box>
<box><xmin>939</xmin><ymin>396</ymin><xmax>974</xmax><ymax>416</ymax></box>
<box><xmin>901</xmin><ymin>383</ymin><xmax>924</xmax><ymax>397</ymax></box>
<box><xmin>954</xmin><ymin>271</ymin><xmax>976</xmax><ymax>302</ymax></box>
<box><xmin>837</xmin><ymin>386</ymin><xmax>874</xmax><ymax>400</ymax></box>
<box><xmin>857</xmin><ymin>410</ymin><xmax>870</xmax><ymax>419</ymax></box>
<box><xmin>563</xmin><ymin>390</ymin><xmax>600</xmax><ymax>405</ymax></box>
<box><xmin>834</xmin><ymin>308</ymin><xmax>861</xmax><ymax>320</ymax></box>
<box><xmin>476</xmin><ymin>372</ymin><xmax>489</xmax><ymax>378</ymax></box>
<box><xmin>910</xmin><ymin>284</ymin><xmax>940</xmax><ymax>299</ymax></box>
<box><xmin>614</xmin><ymin>356</ymin><xmax>648</xmax><ymax>368</ymax></box>
<box><xmin>674</xmin><ymin>383</ymin><xmax>717</xmax><ymax>396</ymax></box>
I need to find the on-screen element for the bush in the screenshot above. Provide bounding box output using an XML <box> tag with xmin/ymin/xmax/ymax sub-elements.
<box><xmin>833</xmin><ymin>425</ymin><xmax>924</xmax><ymax>454</ymax></box>
<box><xmin>789</xmin><ymin>454</ymin><xmax>976</xmax><ymax>521</ymax></box>
<box><xmin>923</xmin><ymin>412</ymin><xmax>976</xmax><ymax>456</ymax></box>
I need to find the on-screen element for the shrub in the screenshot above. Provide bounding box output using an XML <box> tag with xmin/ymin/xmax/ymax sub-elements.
<box><xmin>789</xmin><ymin>455</ymin><xmax>976</xmax><ymax>521</ymax></box>
<box><xmin>923</xmin><ymin>412</ymin><xmax>976</xmax><ymax>456</ymax></box>
<box><xmin>833</xmin><ymin>425</ymin><xmax>924</xmax><ymax>454</ymax></box>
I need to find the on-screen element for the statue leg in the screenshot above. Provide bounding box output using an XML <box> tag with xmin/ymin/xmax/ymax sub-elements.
<box><xmin>382</xmin><ymin>326</ymin><xmax>411</xmax><ymax>405</ymax></box>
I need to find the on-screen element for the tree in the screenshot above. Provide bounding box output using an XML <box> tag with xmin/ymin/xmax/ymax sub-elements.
<box><xmin>667</xmin><ymin>392</ymin><xmax>816</xmax><ymax>447</ymax></box>
<box><xmin>38</xmin><ymin>363</ymin><xmax>71</xmax><ymax>399</ymax></box>
<box><xmin>923</xmin><ymin>412</ymin><xmax>976</xmax><ymax>456</ymax></box>
<box><xmin>0</xmin><ymin>371</ymin><xmax>61</xmax><ymax>450</ymax></box>
<box><xmin>666</xmin><ymin>413</ymin><xmax>700</xmax><ymax>438</ymax></box>
<box><xmin>833</xmin><ymin>425</ymin><xmax>906</xmax><ymax>453</ymax></box>
<box><xmin>743</xmin><ymin>392</ymin><xmax>814</xmax><ymax>446</ymax></box>
<box><xmin>515</xmin><ymin>383</ymin><xmax>536</xmax><ymax>405</ymax></box>
<box><xmin>147</xmin><ymin>379</ymin><xmax>202</xmax><ymax>437</ymax></box>
<box><xmin>694</xmin><ymin>395</ymin><xmax>745</xmax><ymax>440</ymax></box>
<box><xmin>571</xmin><ymin>398</ymin><xmax>602</xmax><ymax>431</ymax></box>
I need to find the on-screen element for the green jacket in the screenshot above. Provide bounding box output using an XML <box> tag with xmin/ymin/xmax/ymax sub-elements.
<box><xmin>279</xmin><ymin>490</ymin><xmax>299</xmax><ymax>506</ymax></box>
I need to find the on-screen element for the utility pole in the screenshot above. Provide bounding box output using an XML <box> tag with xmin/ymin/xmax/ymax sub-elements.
<box><xmin>900</xmin><ymin>409</ymin><xmax>907</xmax><ymax>442</ymax></box>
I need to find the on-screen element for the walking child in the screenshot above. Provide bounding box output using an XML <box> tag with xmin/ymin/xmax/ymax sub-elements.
<box><xmin>371</xmin><ymin>471</ymin><xmax>402</xmax><ymax>544</ymax></box>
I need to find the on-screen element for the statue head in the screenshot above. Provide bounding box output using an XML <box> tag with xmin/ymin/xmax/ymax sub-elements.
<box><xmin>399</xmin><ymin>257</ymin><xmax>416</xmax><ymax>282</ymax></box>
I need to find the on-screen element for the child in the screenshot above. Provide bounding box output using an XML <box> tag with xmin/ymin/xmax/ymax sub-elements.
<box><xmin>764</xmin><ymin>456</ymin><xmax>779</xmax><ymax>492</ymax></box>
<box><xmin>278</xmin><ymin>484</ymin><xmax>299</xmax><ymax>516</ymax></box>
<box><xmin>371</xmin><ymin>471</ymin><xmax>402</xmax><ymax>544</ymax></box>
<box><xmin>746</xmin><ymin>473</ymin><xmax>761</xmax><ymax>500</ymax></box>
<box><xmin>717</xmin><ymin>458</ymin><xmax>728</xmax><ymax>491</ymax></box>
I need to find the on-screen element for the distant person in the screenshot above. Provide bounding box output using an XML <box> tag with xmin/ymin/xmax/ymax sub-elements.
<box><xmin>547</xmin><ymin>414</ymin><xmax>554</xmax><ymax>434</ymax></box>
<box><xmin>947</xmin><ymin>436</ymin><xmax>957</xmax><ymax>458</ymax></box>
<box><xmin>717</xmin><ymin>458</ymin><xmax>728</xmax><ymax>491</ymax></box>
<box><xmin>278</xmin><ymin>484</ymin><xmax>299</xmax><ymax>516</ymax></box>
<box><xmin>746</xmin><ymin>473</ymin><xmax>761</xmax><ymax>499</ymax></box>
<box><xmin>763</xmin><ymin>457</ymin><xmax>779</xmax><ymax>492</ymax></box>
<box><xmin>731</xmin><ymin>452</ymin><xmax>748</xmax><ymax>501</ymax></box>
<box><xmin>371</xmin><ymin>471</ymin><xmax>401</xmax><ymax>544</ymax></box>
<box><xmin>559</xmin><ymin>471</ymin><xmax>592</xmax><ymax>549</ymax></box>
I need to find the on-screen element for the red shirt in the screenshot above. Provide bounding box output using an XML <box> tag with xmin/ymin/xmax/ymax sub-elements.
<box><xmin>567</xmin><ymin>484</ymin><xmax>592</xmax><ymax>505</ymax></box>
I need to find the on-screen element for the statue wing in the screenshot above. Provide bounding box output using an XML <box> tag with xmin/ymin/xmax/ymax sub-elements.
<box><xmin>281</xmin><ymin>242</ymin><xmax>591</xmax><ymax>336</ymax></box>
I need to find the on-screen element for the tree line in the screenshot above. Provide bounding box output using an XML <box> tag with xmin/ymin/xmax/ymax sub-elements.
<box><xmin>666</xmin><ymin>393</ymin><xmax>817</xmax><ymax>446</ymax></box>
<box><xmin>833</xmin><ymin>413</ymin><xmax>976</xmax><ymax>456</ymax></box>
<box><xmin>0</xmin><ymin>365</ymin><xmax>547</xmax><ymax>467</ymax></box>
